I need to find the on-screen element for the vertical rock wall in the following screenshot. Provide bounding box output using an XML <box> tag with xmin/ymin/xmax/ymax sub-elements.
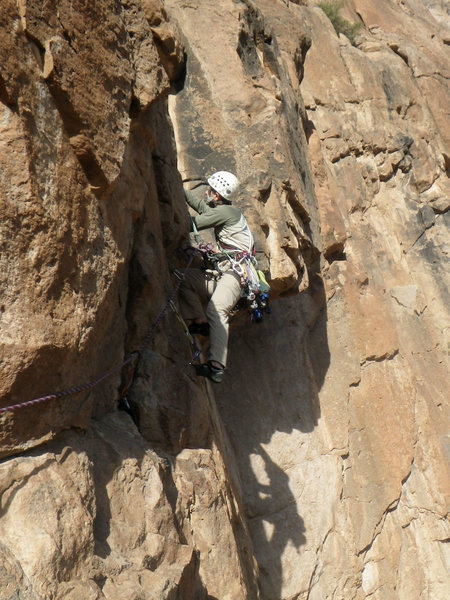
<box><xmin>166</xmin><ymin>0</ymin><xmax>449</xmax><ymax>598</ymax></box>
<box><xmin>0</xmin><ymin>1</ymin><xmax>257</xmax><ymax>598</ymax></box>
<box><xmin>0</xmin><ymin>0</ymin><xmax>448</xmax><ymax>599</ymax></box>
<box><xmin>299</xmin><ymin>2</ymin><xmax>449</xmax><ymax>598</ymax></box>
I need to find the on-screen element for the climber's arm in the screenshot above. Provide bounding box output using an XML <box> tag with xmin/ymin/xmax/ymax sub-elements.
<box><xmin>185</xmin><ymin>189</ymin><xmax>208</xmax><ymax>214</ymax></box>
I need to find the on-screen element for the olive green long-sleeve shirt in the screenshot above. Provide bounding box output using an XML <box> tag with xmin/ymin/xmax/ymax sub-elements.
<box><xmin>185</xmin><ymin>189</ymin><xmax>254</xmax><ymax>253</ymax></box>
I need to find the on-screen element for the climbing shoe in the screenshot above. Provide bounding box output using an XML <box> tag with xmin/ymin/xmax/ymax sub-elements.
<box><xmin>188</xmin><ymin>322</ymin><xmax>210</xmax><ymax>336</ymax></box>
<box><xmin>195</xmin><ymin>361</ymin><xmax>225</xmax><ymax>383</ymax></box>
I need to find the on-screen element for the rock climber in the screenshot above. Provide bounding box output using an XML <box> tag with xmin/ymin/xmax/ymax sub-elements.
<box><xmin>179</xmin><ymin>171</ymin><xmax>255</xmax><ymax>383</ymax></box>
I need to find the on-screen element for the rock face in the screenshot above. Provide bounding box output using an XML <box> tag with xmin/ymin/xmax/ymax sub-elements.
<box><xmin>0</xmin><ymin>1</ymin><xmax>448</xmax><ymax>599</ymax></box>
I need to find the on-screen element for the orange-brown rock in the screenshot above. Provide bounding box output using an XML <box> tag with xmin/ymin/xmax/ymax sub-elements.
<box><xmin>0</xmin><ymin>0</ymin><xmax>448</xmax><ymax>599</ymax></box>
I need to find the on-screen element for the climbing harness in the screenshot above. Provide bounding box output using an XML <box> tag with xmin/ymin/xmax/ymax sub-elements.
<box><xmin>183</xmin><ymin>242</ymin><xmax>272</xmax><ymax>324</ymax></box>
<box><xmin>0</xmin><ymin>253</ymin><xmax>196</xmax><ymax>415</ymax></box>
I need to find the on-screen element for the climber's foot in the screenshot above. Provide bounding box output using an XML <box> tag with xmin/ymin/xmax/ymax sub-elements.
<box><xmin>195</xmin><ymin>361</ymin><xmax>225</xmax><ymax>383</ymax></box>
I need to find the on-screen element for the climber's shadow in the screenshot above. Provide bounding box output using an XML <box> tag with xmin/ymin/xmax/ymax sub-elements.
<box><xmin>246</xmin><ymin>443</ymin><xmax>306</xmax><ymax>596</ymax></box>
<box><xmin>215</xmin><ymin>274</ymin><xmax>329</xmax><ymax>598</ymax></box>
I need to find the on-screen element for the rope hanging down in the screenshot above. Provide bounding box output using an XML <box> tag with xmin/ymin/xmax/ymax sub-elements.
<box><xmin>0</xmin><ymin>254</ymin><xmax>195</xmax><ymax>415</ymax></box>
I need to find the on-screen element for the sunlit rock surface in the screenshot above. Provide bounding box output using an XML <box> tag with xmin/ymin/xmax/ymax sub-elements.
<box><xmin>0</xmin><ymin>1</ymin><xmax>448</xmax><ymax>598</ymax></box>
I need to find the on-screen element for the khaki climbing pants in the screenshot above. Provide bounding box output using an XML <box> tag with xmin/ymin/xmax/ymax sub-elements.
<box><xmin>179</xmin><ymin>268</ymin><xmax>242</xmax><ymax>367</ymax></box>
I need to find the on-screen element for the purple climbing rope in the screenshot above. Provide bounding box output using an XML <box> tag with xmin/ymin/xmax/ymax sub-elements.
<box><xmin>0</xmin><ymin>253</ymin><xmax>195</xmax><ymax>415</ymax></box>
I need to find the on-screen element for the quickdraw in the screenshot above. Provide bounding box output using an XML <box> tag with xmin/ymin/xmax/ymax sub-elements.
<box><xmin>169</xmin><ymin>299</ymin><xmax>201</xmax><ymax>365</ymax></box>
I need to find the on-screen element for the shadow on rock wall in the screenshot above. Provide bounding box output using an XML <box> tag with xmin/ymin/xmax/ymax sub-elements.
<box><xmin>216</xmin><ymin>273</ymin><xmax>329</xmax><ymax>597</ymax></box>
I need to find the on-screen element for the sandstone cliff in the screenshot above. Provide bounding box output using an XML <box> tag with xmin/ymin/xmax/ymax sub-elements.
<box><xmin>0</xmin><ymin>1</ymin><xmax>448</xmax><ymax>599</ymax></box>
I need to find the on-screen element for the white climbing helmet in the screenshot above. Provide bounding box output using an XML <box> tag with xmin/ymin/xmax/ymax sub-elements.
<box><xmin>207</xmin><ymin>171</ymin><xmax>239</xmax><ymax>201</ymax></box>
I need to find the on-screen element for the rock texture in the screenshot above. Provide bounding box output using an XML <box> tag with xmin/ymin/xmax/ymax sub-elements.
<box><xmin>1</xmin><ymin>1</ymin><xmax>258</xmax><ymax>597</ymax></box>
<box><xmin>0</xmin><ymin>0</ymin><xmax>449</xmax><ymax>599</ymax></box>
